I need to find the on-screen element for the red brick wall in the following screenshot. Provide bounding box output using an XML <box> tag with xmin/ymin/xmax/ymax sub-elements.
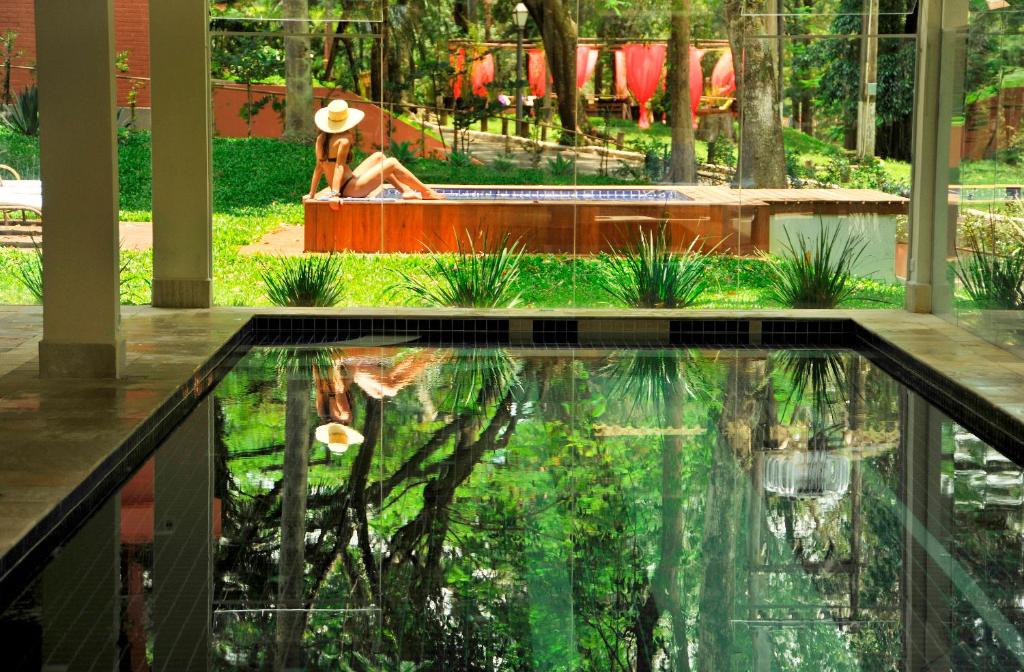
<box><xmin>1</xmin><ymin>0</ymin><xmax>150</xmax><ymax>106</ymax></box>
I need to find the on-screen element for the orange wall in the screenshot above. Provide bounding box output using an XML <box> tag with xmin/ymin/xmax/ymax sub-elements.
<box><xmin>2</xmin><ymin>0</ymin><xmax>151</xmax><ymax>106</ymax></box>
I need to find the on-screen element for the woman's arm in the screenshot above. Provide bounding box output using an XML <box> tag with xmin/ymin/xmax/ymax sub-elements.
<box><xmin>306</xmin><ymin>133</ymin><xmax>325</xmax><ymax>199</ymax></box>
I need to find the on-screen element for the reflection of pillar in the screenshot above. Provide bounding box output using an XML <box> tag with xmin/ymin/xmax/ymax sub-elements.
<box><xmin>125</xmin><ymin>553</ymin><xmax>149</xmax><ymax>672</ymax></box>
<box><xmin>154</xmin><ymin>398</ymin><xmax>213</xmax><ymax>671</ymax></box>
<box><xmin>901</xmin><ymin>391</ymin><xmax>952</xmax><ymax>670</ymax></box>
<box><xmin>42</xmin><ymin>496</ymin><xmax>120</xmax><ymax>670</ymax></box>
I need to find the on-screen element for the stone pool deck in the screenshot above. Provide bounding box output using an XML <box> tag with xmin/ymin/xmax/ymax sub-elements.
<box><xmin>0</xmin><ymin>306</ymin><xmax>1022</xmax><ymax>597</ymax></box>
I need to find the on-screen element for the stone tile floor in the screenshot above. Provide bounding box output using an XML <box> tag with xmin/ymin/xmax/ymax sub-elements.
<box><xmin>0</xmin><ymin>306</ymin><xmax>1021</xmax><ymax>574</ymax></box>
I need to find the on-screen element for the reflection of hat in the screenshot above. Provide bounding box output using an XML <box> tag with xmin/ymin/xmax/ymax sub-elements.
<box><xmin>314</xmin><ymin>99</ymin><xmax>365</xmax><ymax>134</ymax></box>
<box><xmin>314</xmin><ymin>422</ymin><xmax>365</xmax><ymax>453</ymax></box>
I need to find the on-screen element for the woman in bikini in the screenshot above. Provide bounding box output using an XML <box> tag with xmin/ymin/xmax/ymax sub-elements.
<box><xmin>305</xmin><ymin>99</ymin><xmax>443</xmax><ymax>201</ymax></box>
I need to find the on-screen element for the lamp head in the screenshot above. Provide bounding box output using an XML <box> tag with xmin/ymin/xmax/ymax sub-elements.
<box><xmin>513</xmin><ymin>2</ymin><xmax>529</xmax><ymax>28</ymax></box>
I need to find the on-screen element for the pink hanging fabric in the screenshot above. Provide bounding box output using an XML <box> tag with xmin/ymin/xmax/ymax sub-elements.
<box><xmin>450</xmin><ymin>48</ymin><xmax>466</xmax><ymax>99</ymax></box>
<box><xmin>576</xmin><ymin>46</ymin><xmax>599</xmax><ymax>90</ymax></box>
<box><xmin>528</xmin><ymin>49</ymin><xmax>547</xmax><ymax>98</ymax></box>
<box><xmin>470</xmin><ymin>53</ymin><xmax>495</xmax><ymax>97</ymax></box>
<box><xmin>689</xmin><ymin>47</ymin><xmax>704</xmax><ymax>129</ymax></box>
<box><xmin>711</xmin><ymin>50</ymin><xmax>735</xmax><ymax>98</ymax></box>
<box><xmin>614</xmin><ymin>50</ymin><xmax>628</xmax><ymax>99</ymax></box>
<box><xmin>623</xmin><ymin>43</ymin><xmax>667</xmax><ymax>129</ymax></box>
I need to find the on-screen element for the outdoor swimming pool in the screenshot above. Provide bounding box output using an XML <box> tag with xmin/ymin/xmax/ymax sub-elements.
<box><xmin>2</xmin><ymin>340</ymin><xmax>1023</xmax><ymax>670</ymax></box>
<box><xmin>340</xmin><ymin>186</ymin><xmax>695</xmax><ymax>202</ymax></box>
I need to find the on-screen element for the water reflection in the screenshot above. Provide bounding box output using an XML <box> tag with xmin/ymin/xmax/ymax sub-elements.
<box><xmin>2</xmin><ymin>347</ymin><xmax>1023</xmax><ymax>670</ymax></box>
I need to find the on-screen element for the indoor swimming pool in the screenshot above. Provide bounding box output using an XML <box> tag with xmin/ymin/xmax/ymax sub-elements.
<box><xmin>2</xmin><ymin>341</ymin><xmax>1022</xmax><ymax>670</ymax></box>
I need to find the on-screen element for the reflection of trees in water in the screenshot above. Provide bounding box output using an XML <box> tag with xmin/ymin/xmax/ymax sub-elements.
<box><xmin>211</xmin><ymin>348</ymin><xmax>912</xmax><ymax>670</ymax></box>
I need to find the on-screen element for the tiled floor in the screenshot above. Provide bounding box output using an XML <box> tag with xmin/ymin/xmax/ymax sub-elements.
<box><xmin>0</xmin><ymin>305</ymin><xmax>1021</xmax><ymax>577</ymax></box>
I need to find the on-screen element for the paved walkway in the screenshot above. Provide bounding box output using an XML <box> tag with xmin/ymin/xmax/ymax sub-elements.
<box><xmin>0</xmin><ymin>222</ymin><xmax>153</xmax><ymax>250</ymax></box>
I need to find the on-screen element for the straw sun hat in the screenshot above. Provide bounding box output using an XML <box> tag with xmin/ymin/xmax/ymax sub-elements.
<box><xmin>314</xmin><ymin>99</ymin><xmax>365</xmax><ymax>134</ymax></box>
<box><xmin>315</xmin><ymin>422</ymin><xmax>365</xmax><ymax>454</ymax></box>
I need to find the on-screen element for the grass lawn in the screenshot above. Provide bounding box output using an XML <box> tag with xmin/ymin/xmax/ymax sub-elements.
<box><xmin>0</xmin><ymin>128</ymin><xmax>906</xmax><ymax>310</ymax></box>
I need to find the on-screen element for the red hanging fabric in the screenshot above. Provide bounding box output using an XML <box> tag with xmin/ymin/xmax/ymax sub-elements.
<box><xmin>470</xmin><ymin>53</ymin><xmax>495</xmax><ymax>97</ymax></box>
<box><xmin>711</xmin><ymin>50</ymin><xmax>736</xmax><ymax>98</ymax></box>
<box><xmin>689</xmin><ymin>47</ymin><xmax>704</xmax><ymax>129</ymax></box>
<box><xmin>528</xmin><ymin>49</ymin><xmax>547</xmax><ymax>98</ymax></box>
<box><xmin>623</xmin><ymin>43</ymin><xmax>667</xmax><ymax>129</ymax></box>
<box><xmin>576</xmin><ymin>46</ymin><xmax>598</xmax><ymax>90</ymax></box>
<box><xmin>614</xmin><ymin>50</ymin><xmax>628</xmax><ymax>99</ymax></box>
<box><xmin>450</xmin><ymin>48</ymin><xmax>466</xmax><ymax>99</ymax></box>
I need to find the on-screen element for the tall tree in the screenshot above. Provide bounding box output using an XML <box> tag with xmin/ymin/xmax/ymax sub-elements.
<box><xmin>723</xmin><ymin>0</ymin><xmax>787</xmax><ymax>187</ymax></box>
<box><xmin>524</xmin><ymin>0</ymin><xmax>581</xmax><ymax>144</ymax></box>
<box><xmin>668</xmin><ymin>0</ymin><xmax>697</xmax><ymax>183</ymax></box>
<box><xmin>283</xmin><ymin>0</ymin><xmax>316</xmax><ymax>141</ymax></box>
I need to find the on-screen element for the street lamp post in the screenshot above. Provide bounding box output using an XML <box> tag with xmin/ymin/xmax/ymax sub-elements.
<box><xmin>513</xmin><ymin>2</ymin><xmax>529</xmax><ymax>137</ymax></box>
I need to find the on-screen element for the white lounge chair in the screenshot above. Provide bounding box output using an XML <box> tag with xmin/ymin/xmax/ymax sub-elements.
<box><xmin>0</xmin><ymin>165</ymin><xmax>42</xmax><ymax>226</ymax></box>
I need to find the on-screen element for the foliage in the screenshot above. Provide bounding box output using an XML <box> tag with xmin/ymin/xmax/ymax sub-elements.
<box><xmin>1</xmin><ymin>30</ymin><xmax>18</xmax><ymax>105</ymax></box>
<box><xmin>258</xmin><ymin>254</ymin><xmax>347</xmax><ymax>307</ymax></box>
<box><xmin>706</xmin><ymin>135</ymin><xmax>736</xmax><ymax>168</ymax></box>
<box><xmin>446</xmin><ymin>150</ymin><xmax>473</xmax><ymax>168</ymax></box>
<box><xmin>490</xmin><ymin>155</ymin><xmax>515</xmax><ymax>172</ymax></box>
<box><xmin>392</xmin><ymin>231</ymin><xmax>524</xmax><ymax>308</ymax></box>
<box><xmin>760</xmin><ymin>221</ymin><xmax>869</xmax><ymax>308</ymax></box>
<box><xmin>955</xmin><ymin>225</ymin><xmax>1024</xmax><ymax>309</ymax></box>
<box><xmin>546</xmin><ymin>153</ymin><xmax>575</xmax><ymax>177</ymax></box>
<box><xmin>813</xmin><ymin>0</ymin><xmax>917</xmax><ymax>161</ymax></box>
<box><xmin>388</xmin><ymin>139</ymin><xmax>418</xmax><ymax>165</ymax></box>
<box><xmin>600</xmin><ymin>226</ymin><xmax>714</xmax><ymax>308</ymax></box>
<box><xmin>11</xmin><ymin>242</ymin><xmax>42</xmax><ymax>303</ymax></box>
<box><xmin>1</xmin><ymin>86</ymin><xmax>38</xmax><ymax>136</ymax></box>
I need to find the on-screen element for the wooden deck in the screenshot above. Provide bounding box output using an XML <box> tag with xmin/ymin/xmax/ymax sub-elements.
<box><xmin>303</xmin><ymin>186</ymin><xmax>908</xmax><ymax>255</ymax></box>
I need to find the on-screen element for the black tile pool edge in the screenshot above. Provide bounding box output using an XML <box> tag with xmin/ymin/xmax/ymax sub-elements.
<box><xmin>1</xmin><ymin>314</ymin><xmax>1021</xmax><ymax>614</ymax></box>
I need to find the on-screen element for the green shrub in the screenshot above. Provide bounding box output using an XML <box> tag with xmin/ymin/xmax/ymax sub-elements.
<box><xmin>760</xmin><ymin>222</ymin><xmax>868</xmax><ymax>308</ymax></box>
<box><xmin>490</xmin><ymin>156</ymin><xmax>514</xmax><ymax>172</ymax></box>
<box><xmin>12</xmin><ymin>245</ymin><xmax>42</xmax><ymax>303</ymax></box>
<box><xmin>955</xmin><ymin>227</ymin><xmax>1024</xmax><ymax>309</ymax></box>
<box><xmin>258</xmin><ymin>254</ymin><xmax>346</xmax><ymax>307</ymax></box>
<box><xmin>706</xmin><ymin>136</ymin><xmax>736</xmax><ymax>168</ymax></box>
<box><xmin>546</xmin><ymin>153</ymin><xmax>575</xmax><ymax>177</ymax></box>
<box><xmin>600</xmin><ymin>226</ymin><xmax>713</xmax><ymax>308</ymax></box>
<box><xmin>388</xmin><ymin>139</ymin><xmax>418</xmax><ymax>165</ymax></box>
<box><xmin>447</xmin><ymin>151</ymin><xmax>473</xmax><ymax>168</ymax></box>
<box><xmin>1</xmin><ymin>86</ymin><xmax>38</xmax><ymax>136</ymax></box>
<box><xmin>392</xmin><ymin>231</ymin><xmax>524</xmax><ymax>308</ymax></box>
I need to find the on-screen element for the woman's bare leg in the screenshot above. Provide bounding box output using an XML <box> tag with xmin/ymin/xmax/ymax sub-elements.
<box><xmin>345</xmin><ymin>157</ymin><xmax>443</xmax><ymax>199</ymax></box>
<box><xmin>380</xmin><ymin>158</ymin><xmax>443</xmax><ymax>199</ymax></box>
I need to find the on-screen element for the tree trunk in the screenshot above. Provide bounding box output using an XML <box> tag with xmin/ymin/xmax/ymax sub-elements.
<box><xmin>283</xmin><ymin>0</ymin><xmax>316</xmax><ymax>141</ymax></box>
<box><xmin>274</xmin><ymin>371</ymin><xmax>312</xmax><ymax>670</ymax></box>
<box><xmin>723</xmin><ymin>0</ymin><xmax>787</xmax><ymax>187</ymax></box>
<box><xmin>668</xmin><ymin>0</ymin><xmax>697</xmax><ymax>183</ymax></box>
<box><xmin>697</xmin><ymin>358</ymin><xmax>755</xmax><ymax>672</ymax></box>
<box><xmin>524</xmin><ymin>0</ymin><xmax>581</xmax><ymax>144</ymax></box>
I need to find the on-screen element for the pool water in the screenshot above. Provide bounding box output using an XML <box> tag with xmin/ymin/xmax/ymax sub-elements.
<box><xmin>3</xmin><ymin>346</ymin><xmax>1024</xmax><ymax>670</ymax></box>
<box><xmin>349</xmin><ymin>186</ymin><xmax>693</xmax><ymax>201</ymax></box>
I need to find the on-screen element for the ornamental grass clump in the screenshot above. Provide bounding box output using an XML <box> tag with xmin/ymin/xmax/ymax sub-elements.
<box><xmin>600</xmin><ymin>226</ymin><xmax>714</xmax><ymax>308</ymax></box>
<box><xmin>259</xmin><ymin>254</ymin><xmax>346</xmax><ymax>307</ymax></box>
<box><xmin>12</xmin><ymin>245</ymin><xmax>42</xmax><ymax>303</ymax></box>
<box><xmin>760</xmin><ymin>222</ymin><xmax>868</xmax><ymax>309</ymax></box>
<box><xmin>955</xmin><ymin>226</ymin><xmax>1024</xmax><ymax>310</ymax></box>
<box><xmin>393</xmin><ymin>231</ymin><xmax>524</xmax><ymax>308</ymax></box>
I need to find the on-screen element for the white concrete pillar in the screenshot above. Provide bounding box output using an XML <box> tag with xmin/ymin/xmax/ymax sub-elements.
<box><xmin>35</xmin><ymin>0</ymin><xmax>124</xmax><ymax>377</ymax></box>
<box><xmin>153</xmin><ymin>397</ymin><xmax>214</xmax><ymax>671</ymax></box>
<box><xmin>905</xmin><ymin>0</ymin><xmax>968</xmax><ymax>313</ymax></box>
<box><xmin>149</xmin><ymin>0</ymin><xmax>213</xmax><ymax>308</ymax></box>
<box><xmin>42</xmin><ymin>496</ymin><xmax>120</xmax><ymax>671</ymax></box>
